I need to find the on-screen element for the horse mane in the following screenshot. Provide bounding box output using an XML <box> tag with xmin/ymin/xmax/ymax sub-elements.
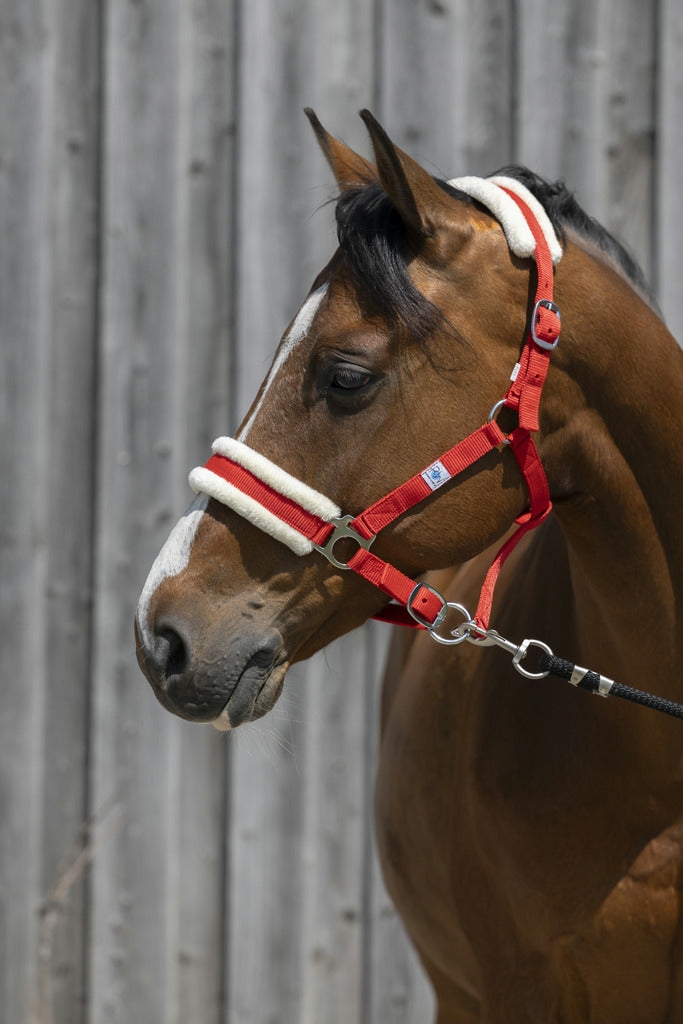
<box><xmin>490</xmin><ymin>165</ymin><xmax>660</xmax><ymax>312</ymax></box>
<box><xmin>335</xmin><ymin>181</ymin><xmax>445</xmax><ymax>340</ymax></box>
<box><xmin>334</xmin><ymin>166</ymin><xmax>660</xmax><ymax>338</ymax></box>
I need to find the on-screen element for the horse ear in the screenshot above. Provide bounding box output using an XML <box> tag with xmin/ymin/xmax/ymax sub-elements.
<box><xmin>305</xmin><ymin>108</ymin><xmax>378</xmax><ymax>191</ymax></box>
<box><xmin>359</xmin><ymin>109</ymin><xmax>457</xmax><ymax>242</ymax></box>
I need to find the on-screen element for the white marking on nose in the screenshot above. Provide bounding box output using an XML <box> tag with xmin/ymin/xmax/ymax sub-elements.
<box><xmin>238</xmin><ymin>282</ymin><xmax>328</xmax><ymax>441</ymax></box>
<box><xmin>211</xmin><ymin>708</ymin><xmax>232</xmax><ymax>732</ymax></box>
<box><xmin>136</xmin><ymin>493</ymin><xmax>208</xmax><ymax>650</ymax></box>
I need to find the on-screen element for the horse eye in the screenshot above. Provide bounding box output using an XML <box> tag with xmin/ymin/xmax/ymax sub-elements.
<box><xmin>329</xmin><ymin>366</ymin><xmax>372</xmax><ymax>391</ymax></box>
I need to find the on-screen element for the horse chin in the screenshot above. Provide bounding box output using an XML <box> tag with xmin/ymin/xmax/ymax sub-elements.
<box><xmin>211</xmin><ymin>660</ymin><xmax>288</xmax><ymax>732</ymax></box>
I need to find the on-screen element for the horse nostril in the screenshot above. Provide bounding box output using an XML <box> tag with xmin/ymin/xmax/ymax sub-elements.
<box><xmin>136</xmin><ymin>618</ymin><xmax>191</xmax><ymax>690</ymax></box>
<box><xmin>158</xmin><ymin>625</ymin><xmax>188</xmax><ymax>683</ymax></box>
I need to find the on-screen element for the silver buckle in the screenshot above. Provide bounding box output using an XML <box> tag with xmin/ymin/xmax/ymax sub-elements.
<box><xmin>406</xmin><ymin>584</ymin><xmax>449</xmax><ymax>630</ymax></box>
<box><xmin>312</xmin><ymin>515</ymin><xmax>375</xmax><ymax>570</ymax></box>
<box><xmin>531</xmin><ymin>299</ymin><xmax>561</xmax><ymax>350</ymax></box>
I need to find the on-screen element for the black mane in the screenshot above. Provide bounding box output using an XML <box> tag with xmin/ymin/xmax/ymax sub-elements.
<box><xmin>335</xmin><ymin>181</ymin><xmax>443</xmax><ymax>340</ymax></box>
<box><xmin>334</xmin><ymin>166</ymin><xmax>659</xmax><ymax>338</ymax></box>
<box><xmin>491</xmin><ymin>165</ymin><xmax>657</xmax><ymax>308</ymax></box>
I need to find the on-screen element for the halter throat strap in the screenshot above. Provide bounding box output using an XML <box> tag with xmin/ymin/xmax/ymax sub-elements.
<box><xmin>189</xmin><ymin>178</ymin><xmax>561</xmax><ymax>633</ymax></box>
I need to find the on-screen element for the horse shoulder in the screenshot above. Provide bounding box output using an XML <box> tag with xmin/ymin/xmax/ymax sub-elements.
<box><xmin>552</xmin><ymin>822</ymin><xmax>683</xmax><ymax>1022</ymax></box>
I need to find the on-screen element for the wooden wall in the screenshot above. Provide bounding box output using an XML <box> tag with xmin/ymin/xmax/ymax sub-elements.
<box><xmin>1</xmin><ymin>0</ymin><xmax>681</xmax><ymax>1021</ymax></box>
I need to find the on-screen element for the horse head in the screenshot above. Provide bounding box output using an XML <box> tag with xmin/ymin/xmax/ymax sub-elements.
<box><xmin>134</xmin><ymin>111</ymin><xmax>565</xmax><ymax>728</ymax></box>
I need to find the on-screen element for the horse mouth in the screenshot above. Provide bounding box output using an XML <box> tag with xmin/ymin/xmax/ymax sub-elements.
<box><xmin>212</xmin><ymin>656</ymin><xmax>288</xmax><ymax>732</ymax></box>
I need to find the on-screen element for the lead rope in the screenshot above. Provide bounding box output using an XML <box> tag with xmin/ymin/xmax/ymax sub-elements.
<box><xmin>441</xmin><ymin>607</ymin><xmax>683</xmax><ymax>721</ymax></box>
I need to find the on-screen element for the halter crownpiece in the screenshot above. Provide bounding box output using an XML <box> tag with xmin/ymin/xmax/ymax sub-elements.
<box><xmin>190</xmin><ymin>178</ymin><xmax>561</xmax><ymax>633</ymax></box>
<box><xmin>448</xmin><ymin>175</ymin><xmax>564</xmax><ymax>265</ymax></box>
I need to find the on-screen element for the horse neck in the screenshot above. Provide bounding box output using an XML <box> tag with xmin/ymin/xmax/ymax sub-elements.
<box><xmin>548</xmin><ymin>245</ymin><xmax>683</xmax><ymax>695</ymax></box>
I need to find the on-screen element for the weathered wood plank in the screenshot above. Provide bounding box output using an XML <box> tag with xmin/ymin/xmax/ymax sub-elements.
<box><xmin>380</xmin><ymin>0</ymin><xmax>515</xmax><ymax>177</ymax></box>
<box><xmin>518</xmin><ymin>0</ymin><xmax>658</xmax><ymax>281</ymax></box>
<box><xmin>89</xmin><ymin>4</ymin><xmax>187</xmax><ymax>1017</ymax></box>
<box><xmin>600</xmin><ymin>0</ymin><xmax>657</xmax><ymax>281</ymax></box>
<box><xmin>515</xmin><ymin>0</ymin><xmax>576</xmax><ymax>179</ymax></box>
<box><xmin>227</xmin><ymin>3</ymin><xmax>378</xmax><ymax>1022</ymax></box>
<box><xmin>0</xmin><ymin>0</ymin><xmax>100</xmax><ymax>1020</ymax></box>
<box><xmin>170</xmin><ymin>2</ymin><xmax>234</xmax><ymax>1019</ymax></box>
<box><xmin>657</xmin><ymin>0</ymin><xmax>683</xmax><ymax>340</ymax></box>
<box><xmin>0</xmin><ymin>6</ymin><xmax>53</xmax><ymax>1018</ymax></box>
<box><xmin>89</xmin><ymin>0</ymin><xmax>233</xmax><ymax>1021</ymax></box>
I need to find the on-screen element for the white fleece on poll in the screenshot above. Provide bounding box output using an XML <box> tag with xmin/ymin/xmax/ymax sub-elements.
<box><xmin>447</xmin><ymin>176</ymin><xmax>562</xmax><ymax>265</ymax></box>
<box><xmin>488</xmin><ymin>176</ymin><xmax>564</xmax><ymax>265</ymax></box>
<box><xmin>189</xmin><ymin>439</ymin><xmax>341</xmax><ymax>557</ymax></box>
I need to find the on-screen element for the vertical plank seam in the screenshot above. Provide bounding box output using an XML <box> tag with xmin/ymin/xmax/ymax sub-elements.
<box><xmin>651</xmin><ymin>0</ymin><xmax>663</xmax><ymax>301</ymax></box>
<box><xmin>510</xmin><ymin>0</ymin><xmax>520</xmax><ymax>163</ymax></box>
<box><xmin>221</xmin><ymin>2</ymin><xmax>245</xmax><ymax>1020</ymax></box>
<box><xmin>372</xmin><ymin>0</ymin><xmax>385</xmax><ymax>120</ymax></box>
<box><xmin>84</xmin><ymin>0</ymin><xmax>110</xmax><ymax>1017</ymax></box>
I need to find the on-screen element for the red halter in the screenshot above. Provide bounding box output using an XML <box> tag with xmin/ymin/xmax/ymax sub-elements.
<box><xmin>195</xmin><ymin>189</ymin><xmax>561</xmax><ymax>637</ymax></box>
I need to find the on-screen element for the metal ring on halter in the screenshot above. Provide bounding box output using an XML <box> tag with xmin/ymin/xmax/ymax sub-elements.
<box><xmin>312</xmin><ymin>514</ymin><xmax>375</xmax><ymax>570</ymax></box>
<box><xmin>487</xmin><ymin>400</ymin><xmax>513</xmax><ymax>445</ymax></box>
<box><xmin>512</xmin><ymin>638</ymin><xmax>553</xmax><ymax>679</ymax></box>
<box><xmin>425</xmin><ymin>602</ymin><xmax>474</xmax><ymax>646</ymax></box>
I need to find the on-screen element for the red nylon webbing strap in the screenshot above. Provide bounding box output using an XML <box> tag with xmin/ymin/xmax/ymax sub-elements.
<box><xmin>473</xmin><ymin>501</ymin><xmax>553</xmax><ymax>630</ymax></box>
<box><xmin>351</xmin><ymin>420</ymin><xmax>506</xmax><ymax>540</ymax></box>
<box><xmin>507</xmin><ymin>428</ymin><xmax>551</xmax><ymax>521</ymax></box>
<box><xmin>347</xmin><ymin>549</ymin><xmax>445</xmax><ymax>626</ymax></box>
<box><xmin>469</xmin><ymin>429</ymin><xmax>551</xmax><ymax>630</ymax></box>
<box><xmin>499</xmin><ymin>188</ymin><xmax>560</xmax><ymax>432</ymax></box>
<box><xmin>203</xmin><ymin>455</ymin><xmax>335</xmax><ymax>548</ymax></box>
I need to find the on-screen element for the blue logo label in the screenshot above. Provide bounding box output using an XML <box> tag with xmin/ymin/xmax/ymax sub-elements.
<box><xmin>421</xmin><ymin>460</ymin><xmax>452</xmax><ymax>492</ymax></box>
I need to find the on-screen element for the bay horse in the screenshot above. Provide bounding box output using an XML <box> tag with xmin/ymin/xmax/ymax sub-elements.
<box><xmin>135</xmin><ymin>110</ymin><xmax>683</xmax><ymax>1022</ymax></box>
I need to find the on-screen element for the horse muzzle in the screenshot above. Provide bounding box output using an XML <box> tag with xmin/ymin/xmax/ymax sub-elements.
<box><xmin>134</xmin><ymin>613</ymin><xmax>287</xmax><ymax>727</ymax></box>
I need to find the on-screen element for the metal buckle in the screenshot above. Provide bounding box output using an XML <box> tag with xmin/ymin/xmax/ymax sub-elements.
<box><xmin>531</xmin><ymin>299</ymin><xmax>561</xmax><ymax>350</ymax></box>
<box><xmin>406</xmin><ymin>584</ymin><xmax>449</xmax><ymax>631</ymax></box>
<box><xmin>312</xmin><ymin>515</ymin><xmax>375</xmax><ymax>570</ymax></box>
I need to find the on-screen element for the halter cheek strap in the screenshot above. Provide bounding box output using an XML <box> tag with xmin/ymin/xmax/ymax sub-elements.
<box><xmin>189</xmin><ymin>178</ymin><xmax>562</xmax><ymax>635</ymax></box>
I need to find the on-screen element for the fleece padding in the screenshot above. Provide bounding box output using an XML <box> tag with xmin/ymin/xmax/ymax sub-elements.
<box><xmin>189</xmin><ymin>438</ymin><xmax>342</xmax><ymax>556</ymax></box>
<box><xmin>448</xmin><ymin>176</ymin><xmax>563</xmax><ymax>265</ymax></box>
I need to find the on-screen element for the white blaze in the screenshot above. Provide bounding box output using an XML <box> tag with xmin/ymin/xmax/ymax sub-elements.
<box><xmin>238</xmin><ymin>283</ymin><xmax>328</xmax><ymax>441</ymax></box>
<box><xmin>136</xmin><ymin>283</ymin><xmax>327</xmax><ymax>651</ymax></box>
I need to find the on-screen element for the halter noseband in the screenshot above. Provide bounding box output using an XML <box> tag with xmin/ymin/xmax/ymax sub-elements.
<box><xmin>189</xmin><ymin>179</ymin><xmax>562</xmax><ymax>638</ymax></box>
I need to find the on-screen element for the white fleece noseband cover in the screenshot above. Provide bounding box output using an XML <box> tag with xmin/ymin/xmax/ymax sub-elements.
<box><xmin>189</xmin><ymin>178</ymin><xmax>562</xmax><ymax>550</ymax></box>
<box><xmin>189</xmin><ymin>437</ymin><xmax>341</xmax><ymax>556</ymax></box>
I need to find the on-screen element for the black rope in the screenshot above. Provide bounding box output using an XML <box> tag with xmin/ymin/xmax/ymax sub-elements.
<box><xmin>538</xmin><ymin>653</ymin><xmax>683</xmax><ymax>721</ymax></box>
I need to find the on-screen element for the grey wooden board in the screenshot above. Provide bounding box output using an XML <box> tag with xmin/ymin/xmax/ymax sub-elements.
<box><xmin>658</xmin><ymin>0</ymin><xmax>683</xmax><ymax>340</ymax></box>
<box><xmin>1</xmin><ymin>0</ymin><xmax>680</xmax><ymax>1022</ymax></box>
<box><xmin>88</xmin><ymin>0</ymin><xmax>233</xmax><ymax>1022</ymax></box>
<box><xmin>0</xmin><ymin>0</ymin><xmax>100</xmax><ymax>1021</ymax></box>
<box><xmin>226</xmin><ymin>3</ymin><xmax>430</xmax><ymax>1021</ymax></box>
